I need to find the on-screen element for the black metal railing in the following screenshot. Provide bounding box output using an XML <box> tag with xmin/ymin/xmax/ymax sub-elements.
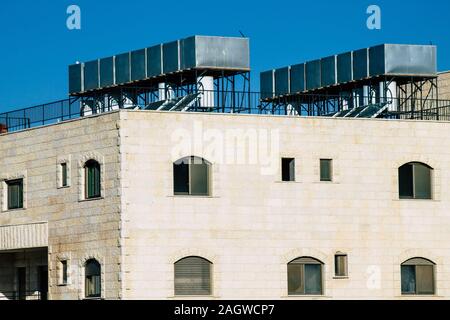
<box><xmin>2</xmin><ymin>90</ymin><xmax>450</xmax><ymax>134</ymax></box>
<box><xmin>0</xmin><ymin>290</ymin><xmax>46</xmax><ymax>300</ymax></box>
<box><xmin>0</xmin><ymin>116</ymin><xmax>30</xmax><ymax>133</ymax></box>
<box><xmin>0</xmin><ymin>98</ymin><xmax>81</xmax><ymax>133</ymax></box>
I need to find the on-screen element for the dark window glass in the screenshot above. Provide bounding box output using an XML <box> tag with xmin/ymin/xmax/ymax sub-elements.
<box><xmin>401</xmin><ymin>265</ymin><xmax>416</xmax><ymax>294</ymax></box>
<box><xmin>85</xmin><ymin>259</ymin><xmax>101</xmax><ymax>298</ymax></box>
<box><xmin>282</xmin><ymin>158</ymin><xmax>295</xmax><ymax>182</ymax></box>
<box><xmin>174</xmin><ymin>161</ymin><xmax>189</xmax><ymax>194</ymax></box>
<box><xmin>335</xmin><ymin>254</ymin><xmax>348</xmax><ymax>277</ymax></box>
<box><xmin>287</xmin><ymin>264</ymin><xmax>304</xmax><ymax>295</ymax></box>
<box><xmin>414</xmin><ymin>164</ymin><xmax>432</xmax><ymax>199</ymax></box>
<box><xmin>399</xmin><ymin>163</ymin><xmax>432</xmax><ymax>200</ymax></box>
<box><xmin>61</xmin><ymin>260</ymin><xmax>68</xmax><ymax>284</ymax></box>
<box><xmin>288</xmin><ymin>257</ymin><xmax>323</xmax><ymax>295</ymax></box>
<box><xmin>61</xmin><ymin>163</ymin><xmax>68</xmax><ymax>187</ymax></box>
<box><xmin>17</xmin><ymin>267</ymin><xmax>26</xmax><ymax>300</ymax></box>
<box><xmin>399</xmin><ymin>164</ymin><xmax>414</xmax><ymax>198</ymax></box>
<box><xmin>38</xmin><ymin>266</ymin><xmax>48</xmax><ymax>300</ymax></box>
<box><xmin>174</xmin><ymin>157</ymin><xmax>210</xmax><ymax>196</ymax></box>
<box><xmin>401</xmin><ymin>258</ymin><xmax>435</xmax><ymax>295</ymax></box>
<box><xmin>7</xmin><ymin>179</ymin><xmax>23</xmax><ymax>210</ymax></box>
<box><xmin>305</xmin><ymin>264</ymin><xmax>322</xmax><ymax>295</ymax></box>
<box><xmin>320</xmin><ymin>159</ymin><xmax>332</xmax><ymax>182</ymax></box>
<box><xmin>190</xmin><ymin>160</ymin><xmax>209</xmax><ymax>195</ymax></box>
<box><xmin>174</xmin><ymin>257</ymin><xmax>212</xmax><ymax>296</ymax></box>
<box><xmin>85</xmin><ymin>160</ymin><xmax>101</xmax><ymax>199</ymax></box>
<box><xmin>416</xmin><ymin>265</ymin><xmax>434</xmax><ymax>295</ymax></box>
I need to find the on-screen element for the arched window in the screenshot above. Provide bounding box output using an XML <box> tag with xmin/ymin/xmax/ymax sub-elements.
<box><xmin>401</xmin><ymin>258</ymin><xmax>435</xmax><ymax>295</ymax></box>
<box><xmin>398</xmin><ymin>162</ymin><xmax>432</xmax><ymax>199</ymax></box>
<box><xmin>288</xmin><ymin>257</ymin><xmax>323</xmax><ymax>295</ymax></box>
<box><xmin>85</xmin><ymin>160</ymin><xmax>101</xmax><ymax>199</ymax></box>
<box><xmin>85</xmin><ymin>259</ymin><xmax>101</xmax><ymax>298</ymax></box>
<box><xmin>174</xmin><ymin>256</ymin><xmax>212</xmax><ymax>296</ymax></box>
<box><xmin>173</xmin><ymin>156</ymin><xmax>211</xmax><ymax>196</ymax></box>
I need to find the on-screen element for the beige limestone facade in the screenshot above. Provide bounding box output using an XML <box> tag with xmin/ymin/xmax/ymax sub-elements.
<box><xmin>1</xmin><ymin>109</ymin><xmax>450</xmax><ymax>300</ymax></box>
<box><xmin>438</xmin><ymin>71</ymin><xmax>450</xmax><ymax>99</ymax></box>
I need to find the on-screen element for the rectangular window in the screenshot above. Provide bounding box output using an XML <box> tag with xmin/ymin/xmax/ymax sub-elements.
<box><xmin>86</xmin><ymin>165</ymin><xmax>101</xmax><ymax>199</ymax></box>
<box><xmin>281</xmin><ymin>158</ymin><xmax>295</xmax><ymax>182</ymax></box>
<box><xmin>61</xmin><ymin>260</ymin><xmax>68</xmax><ymax>285</ymax></box>
<box><xmin>61</xmin><ymin>163</ymin><xmax>68</xmax><ymax>187</ymax></box>
<box><xmin>7</xmin><ymin>179</ymin><xmax>23</xmax><ymax>210</ymax></box>
<box><xmin>320</xmin><ymin>159</ymin><xmax>333</xmax><ymax>182</ymax></box>
<box><xmin>335</xmin><ymin>254</ymin><xmax>348</xmax><ymax>277</ymax></box>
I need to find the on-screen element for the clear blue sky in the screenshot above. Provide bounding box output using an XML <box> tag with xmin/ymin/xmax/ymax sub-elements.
<box><xmin>0</xmin><ymin>0</ymin><xmax>449</xmax><ymax>112</ymax></box>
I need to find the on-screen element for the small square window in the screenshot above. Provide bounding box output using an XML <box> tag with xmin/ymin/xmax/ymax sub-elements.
<box><xmin>61</xmin><ymin>163</ymin><xmax>68</xmax><ymax>187</ymax></box>
<box><xmin>281</xmin><ymin>158</ymin><xmax>295</xmax><ymax>182</ymax></box>
<box><xmin>335</xmin><ymin>254</ymin><xmax>348</xmax><ymax>277</ymax></box>
<box><xmin>7</xmin><ymin>179</ymin><xmax>23</xmax><ymax>210</ymax></box>
<box><xmin>320</xmin><ymin>159</ymin><xmax>333</xmax><ymax>182</ymax></box>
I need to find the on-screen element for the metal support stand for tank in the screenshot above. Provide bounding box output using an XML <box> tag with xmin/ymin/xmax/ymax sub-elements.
<box><xmin>396</xmin><ymin>76</ymin><xmax>438</xmax><ymax>120</ymax></box>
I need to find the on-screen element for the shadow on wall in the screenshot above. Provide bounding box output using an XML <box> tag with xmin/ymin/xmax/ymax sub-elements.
<box><xmin>0</xmin><ymin>248</ymin><xmax>48</xmax><ymax>300</ymax></box>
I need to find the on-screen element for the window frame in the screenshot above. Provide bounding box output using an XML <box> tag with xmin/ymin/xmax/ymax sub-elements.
<box><xmin>320</xmin><ymin>159</ymin><xmax>333</xmax><ymax>182</ymax></box>
<box><xmin>84</xmin><ymin>259</ymin><xmax>101</xmax><ymax>299</ymax></box>
<box><xmin>334</xmin><ymin>253</ymin><xmax>348</xmax><ymax>278</ymax></box>
<box><xmin>287</xmin><ymin>257</ymin><xmax>324</xmax><ymax>296</ymax></box>
<box><xmin>6</xmin><ymin>179</ymin><xmax>24</xmax><ymax>210</ymax></box>
<box><xmin>401</xmin><ymin>258</ymin><xmax>436</xmax><ymax>296</ymax></box>
<box><xmin>398</xmin><ymin>162</ymin><xmax>433</xmax><ymax>200</ymax></box>
<box><xmin>281</xmin><ymin>158</ymin><xmax>296</xmax><ymax>182</ymax></box>
<box><xmin>174</xmin><ymin>256</ymin><xmax>213</xmax><ymax>297</ymax></box>
<box><xmin>58</xmin><ymin>259</ymin><xmax>69</xmax><ymax>286</ymax></box>
<box><xmin>84</xmin><ymin>160</ymin><xmax>101</xmax><ymax>200</ymax></box>
<box><xmin>61</xmin><ymin>163</ymin><xmax>68</xmax><ymax>188</ymax></box>
<box><xmin>173</xmin><ymin>156</ymin><xmax>211</xmax><ymax>197</ymax></box>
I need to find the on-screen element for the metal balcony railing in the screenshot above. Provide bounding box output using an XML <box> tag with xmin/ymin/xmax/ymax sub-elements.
<box><xmin>0</xmin><ymin>290</ymin><xmax>47</xmax><ymax>301</ymax></box>
<box><xmin>1</xmin><ymin>89</ymin><xmax>450</xmax><ymax>134</ymax></box>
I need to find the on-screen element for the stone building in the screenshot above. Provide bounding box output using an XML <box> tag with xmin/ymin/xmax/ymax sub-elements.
<box><xmin>1</xmin><ymin>110</ymin><xmax>450</xmax><ymax>300</ymax></box>
<box><xmin>438</xmin><ymin>71</ymin><xmax>450</xmax><ymax>99</ymax></box>
<box><xmin>1</xmin><ymin>38</ymin><xmax>450</xmax><ymax>300</ymax></box>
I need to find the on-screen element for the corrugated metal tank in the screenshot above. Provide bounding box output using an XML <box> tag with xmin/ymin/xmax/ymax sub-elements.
<box><xmin>259</xmin><ymin>44</ymin><xmax>437</xmax><ymax>97</ymax></box>
<box><xmin>69</xmin><ymin>36</ymin><xmax>250</xmax><ymax>95</ymax></box>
